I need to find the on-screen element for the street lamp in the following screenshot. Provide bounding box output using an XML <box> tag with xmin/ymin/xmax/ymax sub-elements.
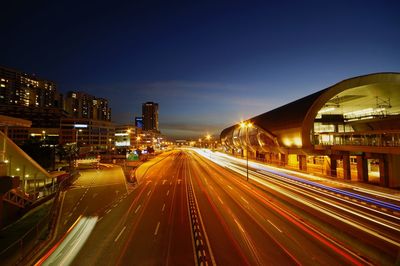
<box><xmin>76</xmin><ymin>129</ymin><xmax>82</xmax><ymax>146</ymax></box>
<box><xmin>42</xmin><ymin>130</ymin><xmax>46</xmax><ymax>146</ymax></box>
<box><xmin>136</xmin><ymin>136</ymin><xmax>141</xmax><ymax>149</ymax></box>
<box><xmin>240</xmin><ymin>121</ymin><xmax>253</xmax><ymax>181</ymax></box>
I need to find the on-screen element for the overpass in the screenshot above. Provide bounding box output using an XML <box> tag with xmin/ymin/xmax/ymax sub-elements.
<box><xmin>220</xmin><ymin>73</ymin><xmax>400</xmax><ymax>188</ymax></box>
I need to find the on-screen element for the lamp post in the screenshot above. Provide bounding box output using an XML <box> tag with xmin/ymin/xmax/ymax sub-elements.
<box><xmin>206</xmin><ymin>134</ymin><xmax>212</xmax><ymax>158</ymax></box>
<box><xmin>76</xmin><ymin>129</ymin><xmax>82</xmax><ymax>146</ymax></box>
<box><xmin>240</xmin><ymin>122</ymin><xmax>253</xmax><ymax>181</ymax></box>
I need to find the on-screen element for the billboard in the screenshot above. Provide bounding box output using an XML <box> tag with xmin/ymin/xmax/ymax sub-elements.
<box><xmin>135</xmin><ymin>117</ymin><xmax>143</xmax><ymax>129</ymax></box>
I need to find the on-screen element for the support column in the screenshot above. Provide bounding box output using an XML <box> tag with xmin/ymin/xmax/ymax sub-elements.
<box><xmin>387</xmin><ymin>154</ymin><xmax>400</xmax><ymax>188</ymax></box>
<box><xmin>356</xmin><ymin>155</ymin><xmax>368</xmax><ymax>182</ymax></box>
<box><xmin>279</xmin><ymin>153</ymin><xmax>287</xmax><ymax>166</ymax></box>
<box><xmin>342</xmin><ymin>154</ymin><xmax>351</xmax><ymax>180</ymax></box>
<box><xmin>298</xmin><ymin>155</ymin><xmax>307</xmax><ymax>171</ymax></box>
<box><xmin>329</xmin><ymin>156</ymin><xmax>337</xmax><ymax>177</ymax></box>
<box><xmin>379</xmin><ymin>156</ymin><xmax>389</xmax><ymax>187</ymax></box>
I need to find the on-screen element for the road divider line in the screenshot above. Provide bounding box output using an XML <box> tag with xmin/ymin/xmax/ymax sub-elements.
<box><xmin>154</xmin><ymin>221</ymin><xmax>161</xmax><ymax>236</ymax></box>
<box><xmin>241</xmin><ymin>197</ymin><xmax>249</xmax><ymax>204</ymax></box>
<box><xmin>217</xmin><ymin>196</ymin><xmax>224</xmax><ymax>205</ymax></box>
<box><xmin>114</xmin><ymin>226</ymin><xmax>126</xmax><ymax>242</ymax></box>
<box><xmin>134</xmin><ymin>205</ymin><xmax>141</xmax><ymax>214</ymax></box>
<box><xmin>166</xmin><ymin>190</ymin><xmax>170</xmax><ymax>196</ymax></box>
<box><xmin>234</xmin><ymin>219</ymin><xmax>245</xmax><ymax>233</ymax></box>
<box><xmin>162</xmin><ymin>203</ymin><xmax>166</xmax><ymax>212</ymax></box>
<box><xmin>228</xmin><ymin>185</ymin><xmax>233</xmax><ymax>190</ymax></box>
<box><xmin>147</xmin><ymin>190</ymin><xmax>151</xmax><ymax>196</ymax></box>
<box><xmin>267</xmin><ymin>219</ymin><xmax>282</xmax><ymax>233</ymax></box>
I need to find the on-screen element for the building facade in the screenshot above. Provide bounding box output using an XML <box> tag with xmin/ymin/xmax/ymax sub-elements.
<box><xmin>142</xmin><ymin>102</ymin><xmax>159</xmax><ymax>132</ymax></box>
<box><xmin>220</xmin><ymin>73</ymin><xmax>400</xmax><ymax>188</ymax></box>
<box><xmin>0</xmin><ymin>66</ymin><xmax>66</xmax><ymax>129</ymax></box>
<box><xmin>64</xmin><ymin>91</ymin><xmax>111</xmax><ymax>121</ymax></box>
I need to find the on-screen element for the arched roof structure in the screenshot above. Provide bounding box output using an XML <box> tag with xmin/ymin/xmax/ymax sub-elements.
<box><xmin>220</xmin><ymin>73</ymin><xmax>400</xmax><ymax>154</ymax></box>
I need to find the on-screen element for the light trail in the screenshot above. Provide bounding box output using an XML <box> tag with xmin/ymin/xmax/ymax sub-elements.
<box><xmin>195</xmin><ymin>149</ymin><xmax>400</xmax><ymax>212</ymax></box>
<box><xmin>37</xmin><ymin>216</ymin><xmax>98</xmax><ymax>266</ymax></box>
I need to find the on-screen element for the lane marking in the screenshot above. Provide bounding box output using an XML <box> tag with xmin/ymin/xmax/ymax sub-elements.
<box><xmin>241</xmin><ymin>197</ymin><xmax>249</xmax><ymax>204</ymax></box>
<box><xmin>147</xmin><ymin>190</ymin><xmax>151</xmax><ymax>196</ymax></box>
<box><xmin>217</xmin><ymin>196</ymin><xmax>224</xmax><ymax>205</ymax></box>
<box><xmin>162</xmin><ymin>203</ymin><xmax>166</xmax><ymax>212</ymax></box>
<box><xmin>228</xmin><ymin>185</ymin><xmax>233</xmax><ymax>190</ymax></box>
<box><xmin>135</xmin><ymin>204</ymin><xmax>141</xmax><ymax>214</ymax></box>
<box><xmin>234</xmin><ymin>218</ymin><xmax>245</xmax><ymax>233</ymax></box>
<box><xmin>106</xmin><ymin>209</ymin><xmax>111</xmax><ymax>214</ymax></box>
<box><xmin>162</xmin><ymin>180</ymin><xmax>167</xmax><ymax>185</ymax></box>
<box><xmin>166</xmin><ymin>190</ymin><xmax>170</xmax><ymax>196</ymax></box>
<box><xmin>114</xmin><ymin>226</ymin><xmax>126</xmax><ymax>242</ymax></box>
<box><xmin>154</xmin><ymin>221</ymin><xmax>161</xmax><ymax>236</ymax></box>
<box><xmin>267</xmin><ymin>219</ymin><xmax>283</xmax><ymax>233</ymax></box>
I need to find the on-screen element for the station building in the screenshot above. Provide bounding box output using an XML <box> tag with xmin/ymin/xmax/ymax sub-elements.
<box><xmin>220</xmin><ymin>73</ymin><xmax>400</xmax><ymax>188</ymax></box>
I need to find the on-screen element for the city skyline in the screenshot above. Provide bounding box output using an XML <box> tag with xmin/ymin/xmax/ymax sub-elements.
<box><xmin>1</xmin><ymin>1</ymin><xmax>400</xmax><ymax>138</ymax></box>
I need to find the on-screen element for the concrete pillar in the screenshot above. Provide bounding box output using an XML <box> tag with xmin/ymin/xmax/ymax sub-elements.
<box><xmin>279</xmin><ymin>153</ymin><xmax>288</xmax><ymax>166</ymax></box>
<box><xmin>329</xmin><ymin>156</ymin><xmax>337</xmax><ymax>177</ymax></box>
<box><xmin>387</xmin><ymin>154</ymin><xmax>400</xmax><ymax>188</ymax></box>
<box><xmin>379</xmin><ymin>157</ymin><xmax>389</xmax><ymax>187</ymax></box>
<box><xmin>342</xmin><ymin>154</ymin><xmax>351</xmax><ymax>180</ymax></box>
<box><xmin>356</xmin><ymin>155</ymin><xmax>368</xmax><ymax>182</ymax></box>
<box><xmin>298</xmin><ymin>155</ymin><xmax>307</xmax><ymax>171</ymax></box>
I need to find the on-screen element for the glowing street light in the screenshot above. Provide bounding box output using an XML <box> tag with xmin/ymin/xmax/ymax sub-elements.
<box><xmin>240</xmin><ymin>121</ymin><xmax>253</xmax><ymax>181</ymax></box>
<box><xmin>136</xmin><ymin>136</ymin><xmax>141</xmax><ymax>148</ymax></box>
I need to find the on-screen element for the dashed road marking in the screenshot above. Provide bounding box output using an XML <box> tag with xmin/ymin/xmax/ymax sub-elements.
<box><xmin>154</xmin><ymin>221</ymin><xmax>161</xmax><ymax>236</ymax></box>
<box><xmin>234</xmin><ymin>219</ymin><xmax>245</xmax><ymax>233</ymax></box>
<box><xmin>217</xmin><ymin>196</ymin><xmax>224</xmax><ymax>205</ymax></box>
<box><xmin>147</xmin><ymin>190</ymin><xmax>151</xmax><ymax>196</ymax></box>
<box><xmin>135</xmin><ymin>204</ymin><xmax>141</xmax><ymax>214</ymax></box>
<box><xmin>114</xmin><ymin>226</ymin><xmax>126</xmax><ymax>242</ymax></box>
<box><xmin>162</xmin><ymin>203</ymin><xmax>166</xmax><ymax>212</ymax></box>
<box><xmin>267</xmin><ymin>219</ymin><xmax>282</xmax><ymax>233</ymax></box>
<box><xmin>166</xmin><ymin>190</ymin><xmax>170</xmax><ymax>196</ymax></box>
<box><xmin>241</xmin><ymin>197</ymin><xmax>249</xmax><ymax>204</ymax></box>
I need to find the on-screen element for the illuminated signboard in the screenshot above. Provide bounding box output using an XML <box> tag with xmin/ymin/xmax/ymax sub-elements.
<box><xmin>135</xmin><ymin>117</ymin><xmax>143</xmax><ymax>129</ymax></box>
<box><xmin>74</xmin><ymin>124</ymin><xmax>88</xmax><ymax>128</ymax></box>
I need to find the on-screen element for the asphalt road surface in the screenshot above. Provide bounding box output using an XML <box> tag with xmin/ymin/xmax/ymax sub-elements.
<box><xmin>37</xmin><ymin>149</ymin><xmax>400</xmax><ymax>265</ymax></box>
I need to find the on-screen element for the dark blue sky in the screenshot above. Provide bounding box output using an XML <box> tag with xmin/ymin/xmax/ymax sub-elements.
<box><xmin>2</xmin><ymin>1</ymin><xmax>400</xmax><ymax>138</ymax></box>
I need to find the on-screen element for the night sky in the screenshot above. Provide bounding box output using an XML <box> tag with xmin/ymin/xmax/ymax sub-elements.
<box><xmin>1</xmin><ymin>1</ymin><xmax>400</xmax><ymax>138</ymax></box>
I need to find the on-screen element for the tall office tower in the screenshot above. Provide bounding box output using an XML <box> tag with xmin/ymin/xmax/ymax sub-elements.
<box><xmin>142</xmin><ymin>102</ymin><xmax>159</xmax><ymax>132</ymax></box>
<box><xmin>64</xmin><ymin>91</ymin><xmax>111</xmax><ymax>121</ymax></box>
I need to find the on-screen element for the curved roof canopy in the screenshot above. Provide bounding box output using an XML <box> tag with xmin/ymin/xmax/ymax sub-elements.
<box><xmin>221</xmin><ymin>72</ymin><xmax>400</xmax><ymax>153</ymax></box>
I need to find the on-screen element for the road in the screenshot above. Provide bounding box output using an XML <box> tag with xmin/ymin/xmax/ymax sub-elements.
<box><xmin>37</xmin><ymin>149</ymin><xmax>400</xmax><ymax>265</ymax></box>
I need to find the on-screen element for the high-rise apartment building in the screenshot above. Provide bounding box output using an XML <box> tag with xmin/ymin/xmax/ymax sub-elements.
<box><xmin>0</xmin><ymin>66</ymin><xmax>61</xmax><ymax>108</ymax></box>
<box><xmin>64</xmin><ymin>91</ymin><xmax>111</xmax><ymax>121</ymax></box>
<box><xmin>142</xmin><ymin>102</ymin><xmax>159</xmax><ymax>132</ymax></box>
<box><xmin>0</xmin><ymin>66</ymin><xmax>65</xmax><ymax>129</ymax></box>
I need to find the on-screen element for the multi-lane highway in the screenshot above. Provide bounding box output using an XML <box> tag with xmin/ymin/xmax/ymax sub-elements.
<box><xmin>36</xmin><ymin>149</ymin><xmax>400</xmax><ymax>265</ymax></box>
